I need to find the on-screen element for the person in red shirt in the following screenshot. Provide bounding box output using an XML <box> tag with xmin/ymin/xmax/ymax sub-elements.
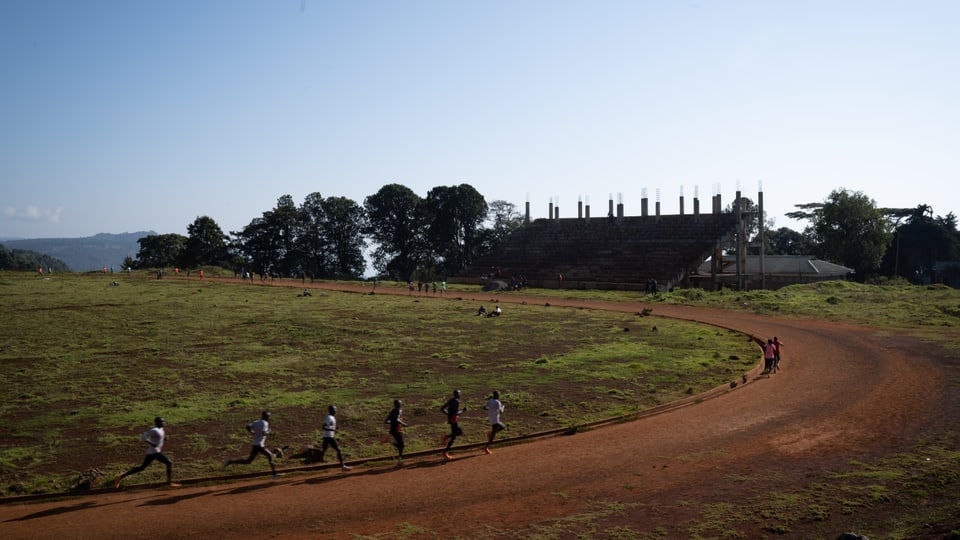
<box><xmin>763</xmin><ymin>339</ymin><xmax>777</xmax><ymax>375</ymax></box>
<box><xmin>773</xmin><ymin>337</ymin><xmax>785</xmax><ymax>371</ymax></box>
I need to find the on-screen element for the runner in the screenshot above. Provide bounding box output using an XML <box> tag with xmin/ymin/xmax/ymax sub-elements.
<box><xmin>320</xmin><ymin>405</ymin><xmax>352</xmax><ymax>470</ymax></box>
<box><xmin>483</xmin><ymin>390</ymin><xmax>506</xmax><ymax>454</ymax></box>
<box><xmin>773</xmin><ymin>336</ymin><xmax>785</xmax><ymax>371</ymax></box>
<box><xmin>384</xmin><ymin>399</ymin><xmax>407</xmax><ymax>465</ymax></box>
<box><xmin>763</xmin><ymin>339</ymin><xmax>777</xmax><ymax>375</ymax></box>
<box><xmin>114</xmin><ymin>416</ymin><xmax>180</xmax><ymax>488</ymax></box>
<box><xmin>224</xmin><ymin>411</ymin><xmax>280</xmax><ymax>478</ymax></box>
<box><xmin>440</xmin><ymin>389</ymin><xmax>466</xmax><ymax>459</ymax></box>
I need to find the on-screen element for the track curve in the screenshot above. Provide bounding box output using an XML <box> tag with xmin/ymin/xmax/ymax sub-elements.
<box><xmin>2</xmin><ymin>282</ymin><xmax>953</xmax><ymax>539</ymax></box>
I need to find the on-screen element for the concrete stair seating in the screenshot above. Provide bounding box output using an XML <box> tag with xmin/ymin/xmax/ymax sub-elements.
<box><xmin>452</xmin><ymin>213</ymin><xmax>739</xmax><ymax>291</ymax></box>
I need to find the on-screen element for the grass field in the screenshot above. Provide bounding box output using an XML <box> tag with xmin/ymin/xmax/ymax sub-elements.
<box><xmin>3</xmin><ymin>271</ymin><xmax>960</xmax><ymax>537</ymax></box>
<box><xmin>0</xmin><ymin>271</ymin><xmax>758</xmax><ymax>493</ymax></box>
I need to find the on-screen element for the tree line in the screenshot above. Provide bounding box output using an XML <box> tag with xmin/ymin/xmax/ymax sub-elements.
<box><xmin>764</xmin><ymin>188</ymin><xmax>959</xmax><ymax>283</ymax></box>
<box><xmin>125</xmin><ymin>184</ymin><xmax>960</xmax><ymax>285</ymax></box>
<box><xmin>127</xmin><ymin>183</ymin><xmax>524</xmax><ymax>282</ymax></box>
<box><xmin>0</xmin><ymin>244</ymin><xmax>71</xmax><ymax>273</ymax></box>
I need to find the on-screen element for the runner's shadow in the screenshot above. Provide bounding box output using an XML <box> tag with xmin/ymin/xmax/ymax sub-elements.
<box><xmin>215</xmin><ymin>481</ymin><xmax>280</xmax><ymax>496</ymax></box>
<box><xmin>139</xmin><ymin>490</ymin><xmax>211</xmax><ymax>506</ymax></box>
<box><xmin>297</xmin><ymin>468</ymin><xmax>374</xmax><ymax>486</ymax></box>
<box><xmin>5</xmin><ymin>501</ymin><xmax>97</xmax><ymax>522</ymax></box>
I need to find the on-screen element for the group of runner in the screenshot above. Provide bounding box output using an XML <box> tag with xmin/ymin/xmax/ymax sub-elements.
<box><xmin>113</xmin><ymin>389</ymin><xmax>507</xmax><ymax>489</ymax></box>
<box><xmin>762</xmin><ymin>336</ymin><xmax>785</xmax><ymax>374</ymax></box>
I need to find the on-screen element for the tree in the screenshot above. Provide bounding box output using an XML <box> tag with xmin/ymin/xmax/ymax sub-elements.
<box><xmin>788</xmin><ymin>189</ymin><xmax>892</xmax><ymax>280</ymax></box>
<box><xmin>181</xmin><ymin>216</ymin><xmax>229</xmax><ymax>268</ymax></box>
<box><xmin>135</xmin><ymin>233</ymin><xmax>186</xmax><ymax>269</ymax></box>
<box><xmin>233</xmin><ymin>195</ymin><xmax>300</xmax><ymax>277</ymax></box>
<box><xmin>765</xmin><ymin>227</ymin><xmax>806</xmax><ymax>255</ymax></box>
<box><xmin>317</xmin><ymin>196</ymin><xmax>367</xmax><ymax>278</ymax></box>
<box><xmin>296</xmin><ymin>192</ymin><xmax>329</xmax><ymax>279</ymax></box>
<box><xmin>232</xmin><ymin>217</ymin><xmax>272</xmax><ymax>277</ymax></box>
<box><xmin>0</xmin><ymin>244</ymin><xmax>70</xmax><ymax>271</ymax></box>
<box><xmin>364</xmin><ymin>184</ymin><xmax>426</xmax><ymax>280</ymax></box>
<box><xmin>476</xmin><ymin>199</ymin><xmax>524</xmax><ymax>256</ymax></box>
<box><xmin>881</xmin><ymin>206</ymin><xmax>960</xmax><ymax>282</ymax></box>
<box><xmin>424</xmin><ymin>184</ymin><xmax>488</xmax><ymax>277</ymax></box>
<box><xmin>724</xmin><ymin>197</ymin><xmax>763</xmax><ymax>241</ymax></box>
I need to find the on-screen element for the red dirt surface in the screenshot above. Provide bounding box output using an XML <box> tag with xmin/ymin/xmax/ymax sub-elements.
<box><xmin>3</xmin><ymin>281</ymin><xmax>958</xmax><ymax>539</ymax></box>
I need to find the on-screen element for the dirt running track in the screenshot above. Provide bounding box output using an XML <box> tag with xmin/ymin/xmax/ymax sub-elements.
<box><xmin>3</xmin><ymin>281</ymin><xmax>958</xmax><ymax>539</ymax></box>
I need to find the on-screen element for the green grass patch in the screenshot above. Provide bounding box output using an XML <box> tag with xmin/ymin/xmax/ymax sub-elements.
<box><xmin>0</xmin><ymin>271</ymin><xmax>758</xmax><ymax>493</ymax></box>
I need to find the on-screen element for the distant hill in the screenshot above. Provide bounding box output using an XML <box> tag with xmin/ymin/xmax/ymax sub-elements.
<box><xmin>2</xmin><ymin>231</ymin><xmax>155</xmax><ymax>272</ymax></box>
<box><xmin>0</xmin><ymin>244</ymin><xmax>71</xmax><ymax>272</ymax></box>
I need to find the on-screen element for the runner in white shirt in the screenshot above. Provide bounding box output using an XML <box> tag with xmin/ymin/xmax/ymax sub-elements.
<box><xmin>319</xmin><ymin>405</ymin><xmax>352</xmax><ymax>470</ymax></box>
<box><xmin>115</xmin><ymin>416</ymin><xmax>180</xmax><ymax>488</ymax></box>
<box><xmin>483</xmin><ymin>391</ymin><xmax>506</xmax><ymax>454</ymax></box>
<box><xmin>224</xmin><ymin>411</ymin><xmax>280</xmax><ymax>478</ymax></box>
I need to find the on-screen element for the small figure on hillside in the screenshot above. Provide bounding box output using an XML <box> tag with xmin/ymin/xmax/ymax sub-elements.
<box><xmin>483</xmin><ymin>390</ymin><xmax>506</xmax><ymax>454</ymax></box>
<box><xmin>383</xmin><ymin>399</ymin><xmax>407</xmax><ymax>465</ymax></box>
<box><xmin>477</xmin><ymin>306</ymin><xmax>487</xmax><ymax>316</ymax></box>
<box><xmin>487</xmin><ymin>305</ymin><xmax>502</xmax><ymax>317</ymax></box>
<box><xmin>115</xmin><ymin>416</ymin><xmax>180</xmax><ymax>489</ymax></box>
<box><xmin>224</xmin><ymin>411</ymin><xmax>280</xmax><ymax>478</ymax></box>
<box><xmin>320</xmin><ymin>405</ymin><xmax>352</xmax><ymax>470</ymax></box>
<box><xmin>299</xmin><ymin>288</ymin><xmax>312</xmax><ymax>297</ymax></box>
<box><xmin>440</xmin><ymin>389</ymin><xmax>466</xmax><ymax>460</ymax></box>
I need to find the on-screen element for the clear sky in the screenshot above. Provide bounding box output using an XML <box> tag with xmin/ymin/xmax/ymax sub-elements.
<box><xmin>2</xmin><ymin>0</ymin><xmax>958</xmax><ymax>240</ymax></box>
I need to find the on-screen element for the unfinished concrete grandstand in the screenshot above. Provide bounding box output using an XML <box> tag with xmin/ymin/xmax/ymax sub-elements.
<box><xmin>452</xmin><ymin>191</ymin><xmax>757</xmax><ymax>292</ymax></box>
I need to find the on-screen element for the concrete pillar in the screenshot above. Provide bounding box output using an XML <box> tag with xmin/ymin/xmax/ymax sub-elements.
<box><xmin>525</xmin><ymin>201</ymin><xmax>530</xmax><ymax>224</ymax></box>
<box><xmin>641</xmin><ymin>197</ymin><xmax>648</xmax><ymax>217</ymax></box>
<box><xmin>616</xmin><ymin>203</ymin><xmax>624</xmax><ymax>219</ymax></box>
<box><xmin>759</xmin><ymin>189</ymin><xmax>765</xmax><ymax>290</ymax></box>
<box><xmin>679</xmin><ymin>195</ymin><xmax>685</xmax><ymax>216</ymax></box>
<box><xmin>578</xmin><ymin>200</ymin><xmax>583</xmax><ymax>220</ymax></box>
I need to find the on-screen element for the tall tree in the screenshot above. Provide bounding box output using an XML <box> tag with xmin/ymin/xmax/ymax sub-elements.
<box><xmin>296</xmin><ymin>192</ymin><xmax>329</xmax><ymax>279</ymax></box>
<box><xmin>424</xmin><ymin>184</ymin><xmax>488</xmax><ymax>277</ymax></box>
<box><xmin>317</xmin><ymin>196</ymin><xmax>367</xmax><ymax>278</ymax></box>
<box><xmin>477</xmin><ymin>199</ymin><xmax>524</xmax><ymax>256</ymax></box>
<box><xmin>232</xmin><ymin>217</ymin><xmax>273</xmax><ymax>277</ymax></box>
<box><xmin>135</xmin><ymin>233</ymin><xmax>186</xmax><ymax>269</ymax></box>
<box><xmin>364</xmin><ymin>184</ymin><xmax>425</xmax><ymax>280</ymax></box>
<box><xmin>788</xmin><ymin>189</ymin><xmax>893</xmax><ymax>280</ymax></box>
<box><xmin>881</xmin><ymin>206</ymin><xmax>960</xmax><ymax>282</ymax></box>
<box><xmin>181</xmin><ymin>216</ymin><xmax>229</xmax><ymax>268</ymax></box>
<box><xmin>234</xmin><ymin>195</ymin><xmax>301</xmax><ymax>277</ymax></box>
<box><xmin>765</xmin><ymin>227</ymin><xmax>806</xmax><ymax>255</ymax></box>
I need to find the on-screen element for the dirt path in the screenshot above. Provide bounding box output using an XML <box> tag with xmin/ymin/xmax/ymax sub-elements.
<box><xmin>2</xmin><ymin>281</ymin><xmax>955</xmax><ymax>539</ymax></box>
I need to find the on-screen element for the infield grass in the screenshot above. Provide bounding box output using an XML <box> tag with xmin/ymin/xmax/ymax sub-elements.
<box><xmin>0</xmin><ymin>271</ymin><xmax>757</xmax><ymax>493</ymax></box>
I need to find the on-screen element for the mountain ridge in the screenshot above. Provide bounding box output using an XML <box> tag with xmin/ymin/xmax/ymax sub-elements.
<box><xmin>1</xmin><ymin>231</ymin><xmax>156</xmax><ymax>272</ymax></box>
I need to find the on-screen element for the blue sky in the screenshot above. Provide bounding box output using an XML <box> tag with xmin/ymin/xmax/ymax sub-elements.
<box><xmin>2</xmin><ymin>0</ymin><xmax>958</xmax><ymax>240</ymax></box>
